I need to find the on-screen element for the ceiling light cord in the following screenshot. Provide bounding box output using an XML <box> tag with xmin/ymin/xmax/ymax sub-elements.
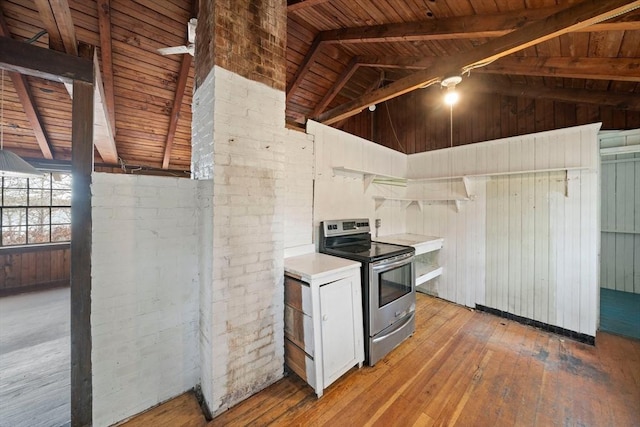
<box><xmin>384</xmin><ymin>102</ymin><xmax>406</xmax><ymax>153</ymax></box>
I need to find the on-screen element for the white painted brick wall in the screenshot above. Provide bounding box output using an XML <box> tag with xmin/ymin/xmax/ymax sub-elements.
<box><xmin>192</xmin><ymin>66</ymin><xmax>285</xmax><ymax>415</ymax></box>
<box><xmin>91</xmin><ymin>173</ymin><xmax>202</xmax><ymax>427</ymax></box>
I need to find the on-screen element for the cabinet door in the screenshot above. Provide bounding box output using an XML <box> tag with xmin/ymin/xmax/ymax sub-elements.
<box><xmin>319</xmin><ymin>277</ymin><xmax>357</xmax><ymax>386</ymax></box>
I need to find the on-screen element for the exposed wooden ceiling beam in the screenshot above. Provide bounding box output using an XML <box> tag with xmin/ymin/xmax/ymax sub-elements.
<box><xmin>286</xmin><ymin>35</ymin><xmax>322</xmax><ymax>100</ymax></box>
<box><xmin>355</xmin><ymin>55</ymin><xmax>640</xmax><ymax>81</ymax></box>
<box><xmin>162</xmin><ymin>54</ymin><xmax>191</xmax><ymax>169</ymax></box>
<box><xmin>288</xmin><ymin>0</ymin><xmax>332</xmax><ymax>12</ymax></box>
<box><xmin>33</xmin><ymin>0</ymin><xmax>78</xmax><ymax>55</ymax></box>
<box><xmin>316</xmin><ymin>0</ymin><xmax>640</xmax><ymax>125</ymax></box>
<box><xmin>92</xmin><ymin>50</ymin><xmax>117</xmax><ymax>164</ymax></box>
<box><xmin>0</xmin><ymin>10</ymin><xmax>54</xmax><ymax>159</ymax></box>
<box><xmin>466</xmin><ymin>76</ymin><xmax>640</xmax><ymax>110</ymax></box>
<box><xmin>479</xmin><ymin>57</ymin><xmax>640</xmax><ymax>82</ymax></box>
<box><xmin>312</xmin><ymin>57</ymin><xmax>359</xmax><ymax>116</ymax></box>
<box><xmin>96</xmin><ymin>0</ymin><xmax>116</xmax><ymax>131</ymax></box>
<box><xmin>287</xmin><ymin>5</ymin><xmax>639</xmax><ymax>103</ymax></box>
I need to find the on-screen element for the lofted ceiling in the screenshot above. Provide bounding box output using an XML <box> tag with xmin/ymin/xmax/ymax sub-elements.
<box><xmin>0</xmin><ymin>1</ymin><xmax>639</xmax><ymax>174</ymax></box>
<box><xmin>286</xmin><ymin>0</ymin><xmax>640</xmax><ymax>128</ymax></box>
<box><xmin>1</xmin><ymin>0</ymin><xmax>195</xmax><ymax>173</ymax></box>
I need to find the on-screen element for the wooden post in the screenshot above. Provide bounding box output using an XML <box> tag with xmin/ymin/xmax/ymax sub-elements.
<box><xmin>71</xmin><ymin>76</ymin><xmax>94</xmax><ymax>426</ymax></box>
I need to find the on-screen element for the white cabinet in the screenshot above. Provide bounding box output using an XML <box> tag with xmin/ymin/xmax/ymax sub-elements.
<box><xmin>284</xmin><ymin>253</ymin><xmax>364</xmax><ymax>398</ymax></box>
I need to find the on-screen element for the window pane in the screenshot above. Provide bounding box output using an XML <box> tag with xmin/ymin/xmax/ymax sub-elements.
<box><xmin>3</xmin><ymin>177</ymin><xmax>27</xmax><ymax>189</ymax></box>
<box><xmin>52</xmin><ymin>174</ymin><xmax>72</xmax><ymax>190</ymax></box>
<box><xmin>2</xmin><ymin>188</ymin><xmax>28</xmax><ymax>206</ymax></box>
<box><xmin>29</xmin><ymin>175</ymin><xmax>50</xmax><ymax>190</ymax></box>
<box><xmin>29</xmin><ymin>189</ymin><xmax>51</xmax><ymax>206</ymax></box>
<box><xmin>28</xmin><ymin>225</ymin><xmax>50</xmax><ymax>244</ymax></box>
<box><xmin>51</xmin><ymin>224</ymin><xmax>71</xmax><ymax>242</ymax></box>
<box><xmin>2</xmin><ymin>226</ymin><xmax>27</xmax><ymax>245</ymax></box>
<box><xmin>52</xmin><ymin>190</ymin><xmax>71</xmax><ymax>206</ymax></box>
<box><xmin>2</xmin><ymin>208</ymin><xmax>27</xmax><ymax>226</ymax></box>
<box><xmin>28</xmin><ymin>208</ymin><xmax>50</xmax><ymax>226</ymax></box>
<box><xmin>51</xmin><ymin>207</ymin><xmax>71</xmax><ymax>225</ymax></box>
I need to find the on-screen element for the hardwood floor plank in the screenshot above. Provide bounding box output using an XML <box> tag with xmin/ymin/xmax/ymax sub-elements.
<box><xmin>118</xmin><ymin>294</ymin><xmax>640</xmax><ymax>427</ymax></box>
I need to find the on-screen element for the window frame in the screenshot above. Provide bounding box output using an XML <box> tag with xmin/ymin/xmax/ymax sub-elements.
<box><xmin>0</xmin><ymin>172</ymin><xmax>72</xmax><ymax>247</ymax></box>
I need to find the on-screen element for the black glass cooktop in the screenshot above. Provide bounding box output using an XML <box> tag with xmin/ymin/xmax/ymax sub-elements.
<box><xmin>322</xmin><ymin>241</ymin><xmax>413</xmax><ymax>263</ymax></box>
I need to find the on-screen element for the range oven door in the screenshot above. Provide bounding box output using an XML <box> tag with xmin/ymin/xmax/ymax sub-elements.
<box><xmin>369</xmin><ymin>252</ymin><xmax>415</xmax><ymax>336</ymax></box>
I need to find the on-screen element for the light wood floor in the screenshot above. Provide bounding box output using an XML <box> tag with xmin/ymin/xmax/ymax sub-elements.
<box><xmin>122</xmin><ymin>293</ymin><xmax>640</xmax><ymax>427</ymax></box>
<box><xmin>0</xmin><ymin>287</ymin><xmax>70</xmax><ymax>427</ymax></box>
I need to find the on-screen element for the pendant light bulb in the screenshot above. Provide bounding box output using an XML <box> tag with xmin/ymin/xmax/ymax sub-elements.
<box><xmin>444</xmin><ymin>87</ymin><xmax>459</xmax><ymax>106</ymax></box>
<box><xmin>441</xmin><ymin>75</ymin><xmax>462</xmax><ymax>106</ymax></box>
<box><xmin>368</xmin><ymin>104</ymin><xmax>376</xmax><ymax>112</ymax></box>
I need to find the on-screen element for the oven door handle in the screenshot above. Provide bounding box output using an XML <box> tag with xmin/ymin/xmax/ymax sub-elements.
<box><xmin>371</xmin><ymin>311</ymin><xmax>415</xmax><ymax>344</ymax></box>
<box><xmin>372</xmin><ymin>254</ymin><xmax>414</xmax><ymax>273</ymax></box>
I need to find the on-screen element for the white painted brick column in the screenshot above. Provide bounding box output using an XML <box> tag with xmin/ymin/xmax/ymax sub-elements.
<box><xmin>192</xmin><ymin>66</ymin><xmax>286</xmax><ymax>415</ymax></box>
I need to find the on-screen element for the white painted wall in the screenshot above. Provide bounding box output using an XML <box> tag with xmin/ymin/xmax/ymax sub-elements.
<box><xmin>600</xmin><ymin>129</ymin><xmax>640</xmax><ymax>294</ymax></box>
<box><xmin>192</xmin><ymin>66</ymin><xmax>285</xmax><ymax>416</ymax></box>
<box><xmin>91</xmin><ymin>173</ymin><xmax>201</xmax><ymax>427</ymax></box>
<box><xmin>308</xmin><ymin>120</ymin><xmax>407</xmax><ymax>241</ymax></box>
<box><xmin>407</xmin><ymin>124</ymin><xmax>601</xmax><ymax>336</ymax></box>
<box><xmin>284</xmin><ymin>130</ymin><xmax>314</xmax><ymax>250</ymax></box>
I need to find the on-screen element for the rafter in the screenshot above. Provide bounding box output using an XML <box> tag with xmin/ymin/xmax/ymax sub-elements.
<box><xmin>33</xmin><ymin>0</ymin><xmax>78</xmax><ymax>55</ymax></box>
<box><xmin>162</xmin><ymin>54</ymin><xmax>192</xmax><ymax>169</ymax></box>
<box><xmin>0</xmin><ymin>11</ymin><xmax>54</xmax><ymax>159</ymax></box>
<box><xmin>287</xmin><ymin>5</ymin><xmax>640</xmax><ymax>103</ymax></box>
<box><xmin>316</xmin><ymin>0</ymin><xmax>640</xmax><ymax>125</ymax></box>
<box><xmin>97</xmin><ymin>0</ymin><xmax>116</xmax><ymax>131</ymax></box>
<box><xmin>466</xmin><ymin>76</ymin><xmax>640</xmax><ymax>110</ymax></box>
<box><xmin>312</xmin><ymin>57</ymin><xmax>359</xmax><ymax>116</ymax></box>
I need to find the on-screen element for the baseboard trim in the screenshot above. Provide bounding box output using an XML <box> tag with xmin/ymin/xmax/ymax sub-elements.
<box><xmin>475</xmin><ymin>304</ymin><xmax>595</xmax><ymax>345</ymax></box>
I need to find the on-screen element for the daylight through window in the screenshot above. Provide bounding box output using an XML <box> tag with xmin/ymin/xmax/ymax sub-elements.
<box><xmin>0</xmin><ymin>173</ymin><xmax>72</xmax><ymax>246</ymax></box>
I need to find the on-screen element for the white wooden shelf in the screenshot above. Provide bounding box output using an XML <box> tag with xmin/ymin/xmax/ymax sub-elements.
<box><xmin>332</xmin><ymin>166</ymin><xmax>406</xmax><ymax>190</ymax></box>
<box><xmin>373</xmin><ymin>196</ymin><xmax>471</xmax><ymax>212</ymax></box>
<box><xmin>415</xmin><ymin>263</ymin><xmax>443</xmax><ymax>286</ymax></box>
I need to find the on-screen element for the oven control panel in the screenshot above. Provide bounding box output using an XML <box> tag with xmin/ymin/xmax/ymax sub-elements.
<box><xmin>322</xmin><ymin>218</ymin><xmax>370</xmax><ymax>236</ymax></box>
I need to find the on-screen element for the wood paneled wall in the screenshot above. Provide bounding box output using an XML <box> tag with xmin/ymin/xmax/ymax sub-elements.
<box><xmin>406</xmin><ymin>124</ymin><xmax>600</xmax><ymax>336</ymax></box>
<box><xmin>341</xmin><ymin>90</ymin><xmax>640</xmax><ymax>154</ymax></box>
<box><xmin>601</xmin><ymin>130</ymin><xmax>640</xmax><ymax>294</ymax></box>
<box><xmin>0</xmin><ymin>244</ymin><xmax>70</xmax><ymax>296</ymax></box>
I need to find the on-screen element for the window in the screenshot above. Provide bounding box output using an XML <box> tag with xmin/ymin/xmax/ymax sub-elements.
<box><xmin>0</xmin><ymin>173</ymin><xmax>72</xmax><ymax>246</ymax></box>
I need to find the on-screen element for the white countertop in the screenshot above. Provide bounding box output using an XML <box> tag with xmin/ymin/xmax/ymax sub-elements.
<box><xmin>374</xmin><ymin>234</ymin><xmax>443</xmax><ymax>254</ymax></box>
<box><xmin>284</xmin><ymin>252</ymin><xmax>360</xmax><ymax>282</ymax></box>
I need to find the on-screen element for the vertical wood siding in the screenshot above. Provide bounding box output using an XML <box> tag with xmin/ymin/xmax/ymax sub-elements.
<box><xmin>0</xmin><ymin>244</ymin><xmax>70</xmax><ymax>295</ymax></box>
<box><xmin>342</xmin><ymin>91</ymin><xmax>640</xmax><ymax>154</ymax></box>
<box><xmin>600</xmin><ymin>130</ymin><xmax>640</xmax><ymax>294</ymax></box>
<box><xmin>406</xmin><ymin>124</ymin><xmax>600</xmax><ymax>336</ymax></box>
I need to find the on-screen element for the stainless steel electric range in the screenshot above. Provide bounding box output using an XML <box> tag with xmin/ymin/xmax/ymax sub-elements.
<box><xmin>319</xmin><ymin>219</ymin><xmax>416</xmax><ymax>366</ymax></box>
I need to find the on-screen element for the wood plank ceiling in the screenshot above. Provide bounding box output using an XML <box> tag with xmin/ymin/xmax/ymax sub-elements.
<box><xmin>287</xmin><ymin>0</ymin><xmax>640</xmax><ymax>128</ymax></box>
<box><xmin>1</xmin><ymin>0</ymin><xmax>195</xmax><ymax>172</ymax></box>
<box><xmin>0</xmin><ymin>0</ymin><xmax>639</xmax><ymax>173</ymax></box>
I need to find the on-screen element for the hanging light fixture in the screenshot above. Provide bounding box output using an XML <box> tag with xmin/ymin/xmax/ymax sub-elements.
<box><xmin>0</xmin><ymin>69</ymin><xmax>42</xmax><ymax>178</ymax></box>
<box><xmin>441</xmin><ymin>75</ymin><xmax>462</xmax><ymax>106</ymax></box>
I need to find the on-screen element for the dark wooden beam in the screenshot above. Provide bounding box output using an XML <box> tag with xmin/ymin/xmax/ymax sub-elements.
<box><xmin>0</xmin><ymin>36</ymin><xmax>93</xmax><ymax>83</ymax></box>
<box><xmin>96</xmin><ymin>0</ymin><xmax>116</xmax><ymax>130</ymax></box>
<box><xmin>312</xmin><ymin>58</ymin><xmax>359</xmax><ymax>116</ymax></box>
<box><xmin>288</xmin><ymin>0</ymin><xmax>332</xmax><ymax>12</ymax></box>
<box><xmin>480</xmin><ymin>56</ymin><xmax>640</xmax><ymax>82</ymax></box>
<box><xmin>0</xmin><ymin>10</ymin><xmax>54</xmax><ymax>159</ymax></box>
<box><xmin>162</xmin><ymin>54</ymin><xmax>192</xmax><ymax>169</ymax></box>
<box><xmin>286</xmin><ymin>35</ymin><xmax>322</xmax><ymax>101</ymax></box>
<box><xmin>467</xmin><ymin>76</ymin><xmax>640</xmax><ymax>110</ymax></box>
<box><xmin>316</xmin><ymin>0</ymin><xmax>640</xmax><ymax>125</ymax></box>
<box><xmin>70</xmin><ymin>46</ymin><xmax>94</xmax><ymax>427</ymax></box>
<box><xmin>33</xmin><ymin>0</ymin><xmax>78</xmax><ymax>55</ymax></box>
